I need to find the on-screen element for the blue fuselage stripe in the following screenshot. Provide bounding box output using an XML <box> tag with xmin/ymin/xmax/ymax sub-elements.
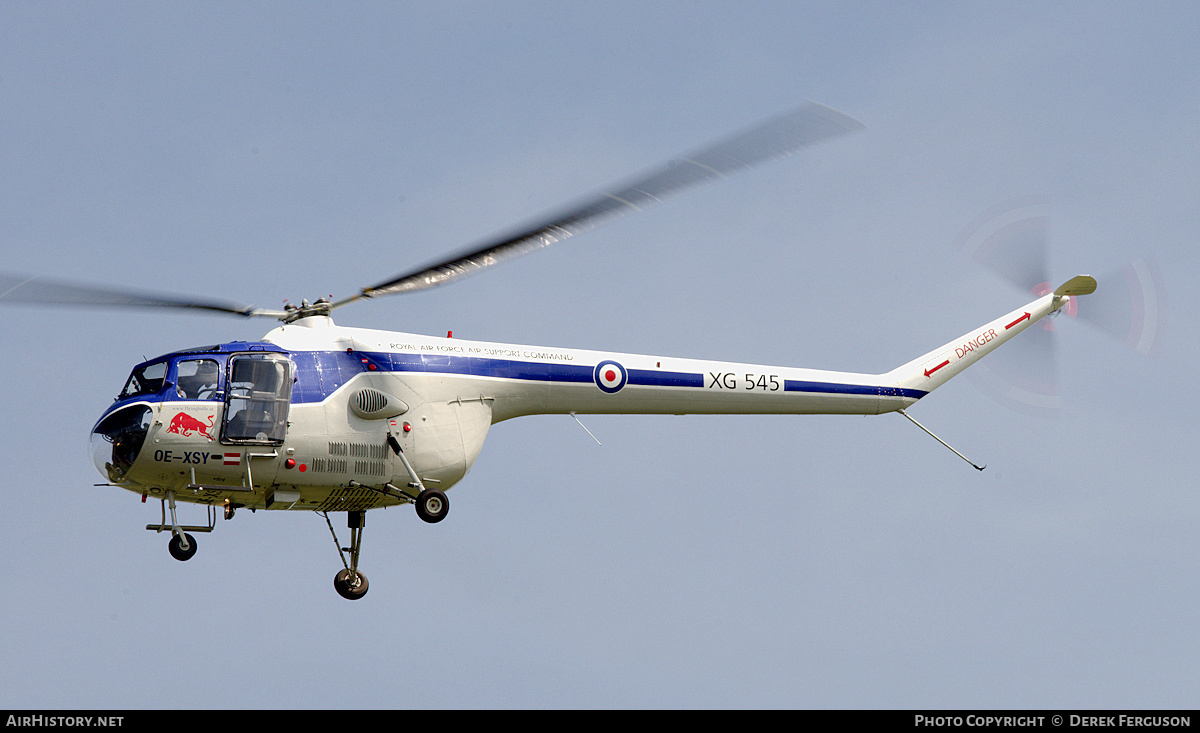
<box><xmin>784</xmin><ymin>380</ymin><xmax>927</xmax><ymax>400</ymax></box>
<box><xmin>287</xmin><ymin>350</ymin><xmax>924</xmax><ymax>403</ymax></box>
<box><xmin>628</xmin><ymin>368</ymin><xmax>705</xmax><ymax>389</ymax></box>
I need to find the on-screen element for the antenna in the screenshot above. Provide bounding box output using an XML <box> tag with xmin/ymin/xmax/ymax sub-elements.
<box><xmin>897</xmin><ymin>409</ymin><xmax>986</xmax><ymax>471</ymax></box>
<box><xmin>569</xmin><ymin>412</ymin><xmax>603</xmax><ymax>446</ymax></box>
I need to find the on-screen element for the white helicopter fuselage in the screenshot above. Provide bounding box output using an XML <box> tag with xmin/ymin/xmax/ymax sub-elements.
<box><xmin>90</xmin><ymin>287</ymin><xmax>1078</xmax><ymax>515</ymax></box>
<box><xmin>18</xmin><ymin>100</ymin><xmax>1099</xmax><ymax>599</ymax></box>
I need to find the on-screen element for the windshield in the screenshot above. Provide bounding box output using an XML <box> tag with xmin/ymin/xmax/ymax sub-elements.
<box><xmin>90</xmin><ymin>404</ymin><xmax>153</xmax><ymax>481</ymax></box>
<box><xmin>119</xmin><ymin>361</ymin><xmax>167</xmax><ymax>400</ymax></box>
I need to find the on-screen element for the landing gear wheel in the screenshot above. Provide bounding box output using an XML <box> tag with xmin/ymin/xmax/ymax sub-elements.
<box><xmin>334</xmin><ymin>568</ymin><xmax>369</xmax><ymax>600</ymax></box>
<box><xmin>415</xmin><ymin>489</ymin><xmax>449</xmax><ymax>524</ymax></box>
<box><xmin>168</xmin><ymin>533</ymin><xmax>197</xmax><ymax>561</ymax></box>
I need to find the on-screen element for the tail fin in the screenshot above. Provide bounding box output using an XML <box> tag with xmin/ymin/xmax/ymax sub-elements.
<box><xmin>882</xmin><ymin>275</ymin><xmax>1096</xmax><ymax>403</ymax></box>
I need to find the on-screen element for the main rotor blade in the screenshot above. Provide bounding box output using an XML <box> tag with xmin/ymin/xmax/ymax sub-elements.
<box><xmin>354</xmin><ymin>102</ymin><xmax>865</xmax><ymax>301</ymax></box>
<box><xmin>0</xmin><ymin>272</ymin><xmax>285</xmax><ymax>319</ymax></box>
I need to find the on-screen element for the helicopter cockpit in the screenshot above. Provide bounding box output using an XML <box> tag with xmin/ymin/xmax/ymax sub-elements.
<box><xmin>90</xmin><ymin>344</ymin><xmax>293</xmax><ymax>483</ymax></box>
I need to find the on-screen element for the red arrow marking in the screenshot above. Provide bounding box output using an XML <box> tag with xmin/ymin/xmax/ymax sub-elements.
<box><xmin>924</xmin><ymin>359</ymin><xmax>950</xmax><ymax>378</ymax></box>
<box><xmin>1005</xmin><ymin>312</ymin><xmax>1031</xmax><ymax>330</ymax></box>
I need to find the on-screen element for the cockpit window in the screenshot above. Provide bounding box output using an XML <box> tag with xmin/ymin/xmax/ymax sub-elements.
<box><xmin>175</xmin><ymin>359</ymin><xmax>221</xmax><ymax>400</ymax></box>
<box><xmin>119</xmin><ymin>361</ymin><xmax>167</xmax><ymax>400</ymax></box>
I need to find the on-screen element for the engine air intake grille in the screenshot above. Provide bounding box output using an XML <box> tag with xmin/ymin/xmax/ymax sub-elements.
<box><xmin>349</xmin><ymin>388</ymin><xmax>408</xmax><ymax>419</ymax></box>
<box><xmin>357</xmin><ymin>389</ymin><xmax>387</xmax><ymax>414</ymax></box>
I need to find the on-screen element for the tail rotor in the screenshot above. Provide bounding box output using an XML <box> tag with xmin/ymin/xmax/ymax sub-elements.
<box><xmin>955</xmin><ymin>197</ymin><xmax>1167</xmax><ymax>416</ymax></box>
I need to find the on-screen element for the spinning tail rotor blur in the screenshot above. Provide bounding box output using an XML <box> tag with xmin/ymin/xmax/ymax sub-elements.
<box><xmin>956</xmin><ymin>197</ymin><xmax>1168</xmax><ymax>416</ymax></box>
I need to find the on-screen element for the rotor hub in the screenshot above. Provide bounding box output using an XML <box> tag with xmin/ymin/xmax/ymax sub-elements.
<box><xmin>281</xmin><ymin>298</ymin><xmax>335</xmax><ymax>323</ymax></box>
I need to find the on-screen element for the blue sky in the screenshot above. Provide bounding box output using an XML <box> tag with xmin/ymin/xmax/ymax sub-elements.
<box><xmin>1</xmin><ymin>1</ymin><xmax>1196</xmax><ymax>708</ymax></box>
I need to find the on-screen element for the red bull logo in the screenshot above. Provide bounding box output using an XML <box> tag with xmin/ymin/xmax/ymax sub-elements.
<box><xmin>167</xmin><ymin>412</ymin><xmax>215</xmax><ymax>441</ymax></box>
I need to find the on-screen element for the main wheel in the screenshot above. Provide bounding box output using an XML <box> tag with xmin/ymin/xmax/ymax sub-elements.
<box><xmin>168</xmin><ymin>533</ymin><xmax>197</xmax><ymax>561</ymax></box>
<box><xmin>334</xmin><ymin>568</ymin><xmax>369</xmax><ymax>600</ymax></box>
<box><xmin>415</xmin><ymin>488</ymin><xmax>449</xmax><ymax>524</ymax></box>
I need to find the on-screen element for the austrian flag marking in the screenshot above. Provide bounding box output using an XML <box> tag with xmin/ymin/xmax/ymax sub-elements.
<box><xmin>223</xmin><ymin>453</ymin><xmax>241</xmax><ymax>466</ymax></box>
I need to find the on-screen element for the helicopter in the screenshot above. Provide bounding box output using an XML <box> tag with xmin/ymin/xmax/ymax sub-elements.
<box><xmin>0</xmin><ymin>103</ymin><xmax>1095</xmax><ymax>600</ymax></box>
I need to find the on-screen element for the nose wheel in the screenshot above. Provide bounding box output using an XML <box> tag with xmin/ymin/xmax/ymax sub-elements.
<box><xmin>148</xmin><ymin>491</ymin><xmax>216</xmax><ymax>562</ymax></box>
<box><xmin>168</xmin><ymin>532</ymin><xmax>198</xmax><ymax>561</ymax></box>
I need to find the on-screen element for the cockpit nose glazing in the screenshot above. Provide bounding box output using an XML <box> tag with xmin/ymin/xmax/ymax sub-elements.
<box><xmin>90</xmin><ymin>404</ymin><xmax>152</xmax><ymax>482</ymax></box>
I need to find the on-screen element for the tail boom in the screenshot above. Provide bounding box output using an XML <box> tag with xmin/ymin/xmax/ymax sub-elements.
<box><xmin>287</xmin><ymin>278</ymin><xmax>1092</xmax><ymax>423</ymax></box>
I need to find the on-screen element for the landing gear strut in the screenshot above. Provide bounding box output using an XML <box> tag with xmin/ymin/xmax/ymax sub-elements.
<box><xmin>385</xmin><ymin>436</ymin><xmax>450</xmax><ymax>524</ymax></box>
<box><xmin>148</xmin><ymin>490</ymin><xmax>215</xmax><ymax>562</ymax></box>
<box><xmin>324</xmin><ymin>510</ymin><xmax>369</xmax><ymax>600</ymax></box>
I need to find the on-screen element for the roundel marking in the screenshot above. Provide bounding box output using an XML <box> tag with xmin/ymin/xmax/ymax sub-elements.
<box><xmin>593</xmin><ymin>360</ymin><xmax>628</xmax><ymax>394</ymax></box>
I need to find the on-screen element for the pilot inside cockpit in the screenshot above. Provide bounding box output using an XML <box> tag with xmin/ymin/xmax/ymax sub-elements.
<box><xmin>176</xmin><ymin>359</ymin><xmax>220</xmax><ymax>400</ymax></box>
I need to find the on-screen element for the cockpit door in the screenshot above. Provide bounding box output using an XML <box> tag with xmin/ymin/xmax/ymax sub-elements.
<box><xmin>221</xmin><ymin>353</ymin><xmax>292</xmax><ymax>445</ymax></box>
